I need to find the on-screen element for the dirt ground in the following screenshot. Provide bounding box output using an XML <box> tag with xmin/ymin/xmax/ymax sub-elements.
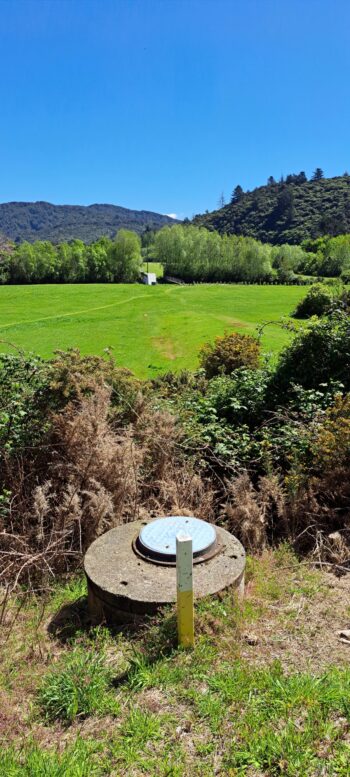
<box><xmin>242</xmin><ymin>564</ymin><xmax>350</xmax><ymax>673</ymax></box>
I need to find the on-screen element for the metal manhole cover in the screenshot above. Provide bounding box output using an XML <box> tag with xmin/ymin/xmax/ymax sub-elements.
<box><xmin>137</xmin><ymin>516</ymin><xmax>217</xmax><ymax>562</ymax></box>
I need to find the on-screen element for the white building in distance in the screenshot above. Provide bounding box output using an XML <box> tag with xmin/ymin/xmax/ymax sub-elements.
<box><xmin>140</xmin><ymin>271</ymin><xmax>157</xmax><ymax>286</ymax></box>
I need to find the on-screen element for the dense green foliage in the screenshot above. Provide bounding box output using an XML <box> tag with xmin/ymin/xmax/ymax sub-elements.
<box><xmin>292</xmin><ymin>283</ymin><xmax>335</xmax><ymax>318</ymax></box>
<box><xmin>156</xmin><ymin>224</ymin><xmax>350</xmax><ymax>282</ymax></box>
<box><xmin>153</xmin><ymin>309</ymin><xmax>350</xmax><ymax>488</ymax></box>
<box><xmin>271</xmin><ymin>312</ymin><xmax>350</xmax><ymax>398</ymax></box>
<box><xmin>0</xmin><ymin>201</ymin><xmax>176</xmax><ymax>243</ymax></box>
<box><xmin>155</xmin><ymin>224</ymin><xmax>275</xmax><ymax>281</ymax></box>
<box><xmin>0</xmin><ymin>230</ymin><xmax>142</xmax><ymax>283</ymax></box>
<box><xmin>0</xmin><ymin>353</ymin><xmax>53</xmax><ymax>454</ymax></box>
<box><xmin>301</xmin><ymin>233</ymin><xmax>350</xmax><ymax>277</ymax></box>
<box><xmin>270</xmin><ymin>242</ymin><xmax>308</xmax><ymax>282</ymax></box>
<box><xmin>194</xmin><ymin>174</ymin><xmax>350</xmax><ymax>244</ymax></box>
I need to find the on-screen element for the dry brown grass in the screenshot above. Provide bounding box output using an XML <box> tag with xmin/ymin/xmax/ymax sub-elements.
<box><xmin>221</xmin><ymin>472</ymin><xmax>287</xmax><ymax>550</ymax></box>
<box><xmin>0</xmin><ymin>383</ymin><xmax>214</xmax><ymax>593</ymax></box>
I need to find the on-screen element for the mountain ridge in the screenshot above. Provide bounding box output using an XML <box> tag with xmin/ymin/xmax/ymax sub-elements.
<box><xmin>193</xmin><ymin>174</ymin><xmax>350</xmax><ymax>244</ymax></box>
<box><xmin>0</xmin><ymin>200</ymin><xmax>178</xmax><ymax>243</ymax></box>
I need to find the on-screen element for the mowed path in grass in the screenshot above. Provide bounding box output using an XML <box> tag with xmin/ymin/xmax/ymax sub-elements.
<box><xmin>0</xmin><ymin>284</ymin><xmax>306</xmax><ymax>377</ymax></box>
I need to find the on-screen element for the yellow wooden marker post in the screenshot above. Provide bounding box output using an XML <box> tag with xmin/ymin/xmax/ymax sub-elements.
<box><xmin>176</xmin><ymin>533</ymin><xmax>194</xmax><ymax>648</ymax></box>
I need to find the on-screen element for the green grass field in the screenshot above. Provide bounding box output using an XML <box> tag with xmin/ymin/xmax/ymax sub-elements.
<box><xmin>0</xmin><ymin>284</ymin><xmax>306</xmax><ymax>377</ymax></box>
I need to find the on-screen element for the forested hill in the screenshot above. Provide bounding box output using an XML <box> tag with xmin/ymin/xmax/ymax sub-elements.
<box><xmin>193</xmin><ymin>175</ymin><xmax>350</xmax><ymax>244</ymax></box>
<box><xmin>0</xmin><ymin>201</ymin><xmax>177</xmax><ymax>243</ymax></box>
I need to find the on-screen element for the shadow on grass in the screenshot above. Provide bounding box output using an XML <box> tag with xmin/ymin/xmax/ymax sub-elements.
<box><xmin>47</xmin><ymin>595</ymin><xmax>92</xmax><ymax>642</ymax></box>
<box><xmin>47</xmin><ymin>595</ymin><xmax>178</xmax><ymax>662</ymax></box>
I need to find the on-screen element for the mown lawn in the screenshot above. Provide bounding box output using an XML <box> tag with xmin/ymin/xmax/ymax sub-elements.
<box><xmin>0</xmin><ymin>284</ymin><xmax>306</xmax><ymax>377</ymax></box>
<box><xmin>2</xmin><ymin>549</ymin><xmax>350</xmax><ymax>776</ymax></box>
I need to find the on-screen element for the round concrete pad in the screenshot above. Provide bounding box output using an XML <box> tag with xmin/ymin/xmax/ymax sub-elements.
<box><xmin>84</xmin><ymin>520</ymin><xmax>245</xmax><ymax>622</ymax></box>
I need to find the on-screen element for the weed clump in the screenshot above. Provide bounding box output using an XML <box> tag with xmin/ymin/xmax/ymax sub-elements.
<box><xmin>0</xmin><ymin>738</ymin><xmax>104</xmax><ymax>777</ymax></box>
<box><xmin>39</xmin><ymin>644</ymin><xmax>119</xmax><ymax>724</ymax></box>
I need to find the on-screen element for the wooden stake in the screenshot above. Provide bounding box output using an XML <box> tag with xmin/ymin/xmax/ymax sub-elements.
<box><xmin>176</xmin><ymin>533</ymin><xmax>194</xmax><ymax>648</ymax></box>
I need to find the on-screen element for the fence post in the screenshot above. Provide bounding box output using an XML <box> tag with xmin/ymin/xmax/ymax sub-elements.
<box><xmin>176</xmin><ymin>533</ymin><xmax>194</xmax><ymax>648</ymax></box>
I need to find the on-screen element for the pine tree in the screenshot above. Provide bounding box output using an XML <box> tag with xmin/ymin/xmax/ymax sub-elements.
<box><xmin>312</xmin><ymin>168</ymin><xmax>324</xmax><ymax>180</ymax></box>
<box><xmin>230</xmin><ymin>185</ymin><xmax>243</xmax><ymax>203</ymax></box>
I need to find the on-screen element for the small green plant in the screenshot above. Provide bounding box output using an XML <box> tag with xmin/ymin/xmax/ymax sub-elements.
<box><xmin>121</xmin><ymin>706</ymin><xmax>162</xmax><ymax>745</ymax></box>
<box><xmin>110</xmin><ymin>707</ymin><xmax>185</xmax><ymax>774</ymax></box>
<box><xmin>39</xmin><ymin>645</ymin><xmax>119</xmax><ymax>724</ymax></box>
<box><xmin>0</xmin><ymin>738</ymin><xmax>104</xmax><ymax>777</ymax></box>
<box><xmin>199</xmin><ymin>331</ymin><xmax>260</xmax><ymax>378</ymax></box>
<box><xmin>110</xmin><ymin>707</ymin><xmax>163</xmax><ymax>768</ymax></box>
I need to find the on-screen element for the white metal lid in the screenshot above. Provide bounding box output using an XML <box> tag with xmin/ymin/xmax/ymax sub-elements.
<box><xmin>138</xmin><ymin>516</ymin><xmax>217</xmax><ymax>560</ymax></box>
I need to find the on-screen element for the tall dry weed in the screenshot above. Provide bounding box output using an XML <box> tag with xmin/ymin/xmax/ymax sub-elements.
<box><xmin>0</xmin><ymin>382</ymin><xmax>214</xmax><ymax>590</ymax></box>
<box><xmin>221</xmin><ymin>472</ymin><xmax>286</xmax><ymax>550</ymax></box>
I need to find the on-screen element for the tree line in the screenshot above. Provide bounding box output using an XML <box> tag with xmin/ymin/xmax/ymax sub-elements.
<box><xmin>301</xmin><ymin>234</ymin><xmax>350</xmax><ymax>279</ymax></box>
<box><xmin>0</xmin><ymin>230</ymin><xmax>142</xmax><ymax>284</ymax></box>
<box><xmin>156</xmin><ymin>225</ymin><xmax>350</xmax><ymax>283</ymax></box>
<box><xmin>1</xmin><ymin>223</ymin><xmax>350</xmax><ymax>285</ymax></box>
<box><xmin>230</xmin><ymin>169</ymin><xmax>325</xmax><ymax>204</ymax></box>
<box><xmin>155</xmin><ymin>225</ymin><xmax>274</xmax><ymax>282</ymax></box>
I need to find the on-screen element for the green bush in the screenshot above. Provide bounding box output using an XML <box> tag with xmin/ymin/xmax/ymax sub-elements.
<box><xmin>341</xmin><ymin>269</ymin><xmax>350</xmax><ymax>284</ymax></box>
<box><xmin>292</xmin><ymin>283</ymin><xmax>334</xmax><ymax>318</ymax></box>
<box><xmin>39</xmin><ymin>646</ymin><xmax>119</xmax><ymax>724</ymax></box>
<box><xmin>0</xmin><ymin>353</ymin><xmax>52</xmax><ymax>454</ymax></box>
<box><xmin>271</xmin><ymin>312</ymin><xmax>350</xmax><ymax>399</ymax></box>
<box><xmin>199</xmin><ymin>332</ymin><xmax>260</xmax><ymax>378</ymax></box>
<box><xmin>200</xmin><ymin>368</ymin><xmax>270</xmax><ymax>427</ymax></box>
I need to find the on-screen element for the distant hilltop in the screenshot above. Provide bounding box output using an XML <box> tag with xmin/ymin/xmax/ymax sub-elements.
<box><xmin>0</xmin><ymin>201</ymin><xmax>178</xmax><ymax>244</ymax></box>
<box><xmin>193</xmin><ymin>173</ymin><xmax>350</xmax><ymax>244</ymax></box>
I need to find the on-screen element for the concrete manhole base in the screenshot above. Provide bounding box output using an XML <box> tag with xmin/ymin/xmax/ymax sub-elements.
<box><xmin>84</xmin><ymin>519</ymin><xmax>246</xmax><ymax>625</ymax></box>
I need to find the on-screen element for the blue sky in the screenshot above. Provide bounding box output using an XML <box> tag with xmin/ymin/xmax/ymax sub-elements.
<box><xmin>1</xmin><ymin>0</ymin><xmax>350</xmax><ymax>218</ymax></box>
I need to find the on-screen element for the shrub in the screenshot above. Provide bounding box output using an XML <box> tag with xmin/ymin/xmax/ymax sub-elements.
<box><xmin>0</xmin><ymin>353</ymin><xmax>53</xmax><ymax>454</ymax></box>
<box><xmin>341</xmin><ymin>269</ymin><xmax>350</xmax><ymax>284</ymax></box>
<box><xmin>50</xmin><ymin>348</ymin><xmax>143</xmax><ymax>422</ymax></box>
<box><xmin>292</xmin><ymin>283</ymin><xmax>334</xmax><ymax>318</ymax></box>
<box><xmin>201</xmin><ymin>368</ymin><xmax>270</xmax><ymax>427</ymax></box>
<box><xmin>286</xmin><ymin>393</ymin><xmax>350</xmax><ymax>557</ymax></box>
<box><xmin>39</xmin><ymin>645</ymin><xmax>119</xmax><ymax>723</ymax></box>
<box><xmin>199</xmin><ymin>332</ymin><xmax>260</xmax><ymax>378</ymax></box>
<box><xmin>271</xmin><ymin>312</ymin><xmax>350</xmax><ymax>399</ymax></box>
<box><xmin>313</xmin><ymin>393</ymin><xmax>350</xmax><ymax>471</ymax></box>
